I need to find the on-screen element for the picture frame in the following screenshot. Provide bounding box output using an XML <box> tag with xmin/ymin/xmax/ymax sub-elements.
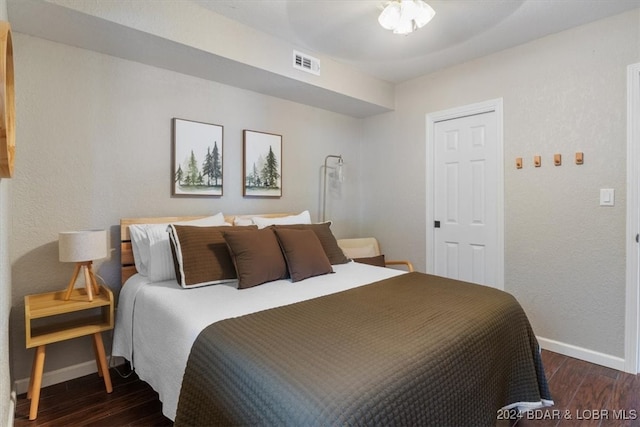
<box><xmin>172</xmin><ymin>118</ymin><xmax>224</xmax><ymax>197</ymax></box>
<box><xmin>243</xmin><ymin>130</ymin><xmax>282</xmax><ymax>197</ymax></box>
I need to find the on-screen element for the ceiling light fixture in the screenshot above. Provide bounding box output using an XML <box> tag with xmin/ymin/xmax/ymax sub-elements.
<box><xmin>378</xmin><ymin>0</ymin><xmax>436</xmax><ymax>35</ymax></box>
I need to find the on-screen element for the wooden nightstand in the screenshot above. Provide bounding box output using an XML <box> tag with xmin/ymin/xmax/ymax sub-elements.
<box><xmin>24</xmin><ymin>285</ymin><xmax>114</xmax><ymax>420</ymax></box>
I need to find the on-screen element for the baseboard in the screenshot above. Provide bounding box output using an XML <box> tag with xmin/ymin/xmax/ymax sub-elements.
<box><xmin>14</xmin><ymin>360</ymin><xmax>98</xmax><ymax>396</ymax></box>
<box><xmin>537</xmin><ymin>336</ymin><xmax>626</xmax><ymax>372</ymax></box>
<box><xmin>7</xmin><ymin>386</ymin><xmax>16</xmax><ymax>427</ymax></box>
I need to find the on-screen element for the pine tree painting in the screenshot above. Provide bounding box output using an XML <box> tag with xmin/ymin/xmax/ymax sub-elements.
<box><xmin>243</xmin><ymin>130</ymin><xmax>282</xmax><ymax>197</ymax></box>
<box><xmin>173</xmin><ymin>119</ymin><xmax>223</xmax><ymax>196</ymax></box>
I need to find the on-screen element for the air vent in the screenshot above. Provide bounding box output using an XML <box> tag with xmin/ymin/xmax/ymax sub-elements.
<box><xmin>293</xmin><ymin>50</ymin><xmax>320</xmax><ymax>76</ymax></box>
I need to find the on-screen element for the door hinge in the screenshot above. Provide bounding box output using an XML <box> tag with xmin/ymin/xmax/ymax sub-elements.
<box><xmin>636</xmin><ymin>233</ymin><xmax>639</xmax><ymax>243</ymax></box>
<box><xmin>434</xmin><ymin>220</ymin><xmax>440</xmax><ymax>228</ymax></box>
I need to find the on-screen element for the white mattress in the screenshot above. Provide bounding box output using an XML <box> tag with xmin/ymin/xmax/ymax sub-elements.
<box><xmin>111</xmin><ymin>261</ymin><xmax>405</xmax><ymax>420</ymax></box>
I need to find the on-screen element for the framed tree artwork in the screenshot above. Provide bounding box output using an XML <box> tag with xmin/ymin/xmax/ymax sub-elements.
<box><xmin>243</xmin><ymin>130</ymin><xmax>282</xmax><ymax>197</ymax></box>
<box><xmin>172</xmin><ymin>118</ymin><xmax>223</xmax><ymax>196</ymax></box>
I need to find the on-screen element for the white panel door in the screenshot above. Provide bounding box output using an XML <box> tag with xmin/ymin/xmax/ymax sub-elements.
<box><xmin>433</xmin><ymin>111</ymin><xmax>498</xmax><ymax>287</ymax></box>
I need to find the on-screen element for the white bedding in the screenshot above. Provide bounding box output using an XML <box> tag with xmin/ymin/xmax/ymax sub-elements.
<box><xmin>111</xmin><ymin>261</ymin><xmax>405</xmax><ymax>420</ymax></box>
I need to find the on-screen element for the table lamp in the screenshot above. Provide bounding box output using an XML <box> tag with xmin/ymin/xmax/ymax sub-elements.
<box><xmin>59</xmin><ymin>229</ymin><xmax>107</xmax><ymax>301</ymax></box>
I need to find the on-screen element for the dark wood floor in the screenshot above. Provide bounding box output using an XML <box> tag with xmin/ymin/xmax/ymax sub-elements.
<box><xmin>513</xmin><ymin>351</ymin><xmax>640</xmax><ymax>427</ymax></box>
<box><xmin>14</xmin><ymin>350</ymin><xmax>640</xmax><ymax>426</ymax></box>
<box><xmin>14</xmin><ymin>366</ymin><xmax>172</xmax><ymax>427</ymax></box>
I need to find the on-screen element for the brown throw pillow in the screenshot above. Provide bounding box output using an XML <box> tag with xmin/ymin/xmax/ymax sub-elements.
<box><xmin>353</xmin><ymin>254</ymin><xmax>386</xmax><ymax>268</ymax></box>
<box><xmin>273</xmin><ymin>228</ymin><xmax>333</xmax><ymax>282</ymax></box>
<box><xmin>273</xmin><ymin>222</ymin><xmax>349</xmax><ymax>265</ymax></box>
<box><xmin>222</xmin><ymin>228</ymin><xmax>288</xmax><ymax>289</ymax></box>
<box><xmin>168</xmin><ymin>225</ymin><xmax>257</xmax><ymax>288</ymax></box>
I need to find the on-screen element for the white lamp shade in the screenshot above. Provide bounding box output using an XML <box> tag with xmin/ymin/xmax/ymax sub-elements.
<box><xmin>59</xmin><ymin>230</ymin><xmax>107</xmax><ymax>262</ymax></box>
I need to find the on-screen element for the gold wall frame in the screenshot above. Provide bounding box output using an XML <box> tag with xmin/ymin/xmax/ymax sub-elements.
<box><xmin>0</xmin><ymin>21</ymin><xmax>15</xmax><ymax>178</ymax></box>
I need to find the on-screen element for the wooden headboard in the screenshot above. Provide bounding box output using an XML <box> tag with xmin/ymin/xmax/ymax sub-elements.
<box><xmin>120</xmin><ymin>213</ymin><xmax>292</xmax><ymax>285</ymax></box>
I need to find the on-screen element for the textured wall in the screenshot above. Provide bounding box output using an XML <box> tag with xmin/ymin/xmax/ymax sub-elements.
<box><xmin>9</xmin><ymin>33</ymin><xmax>363</xmax><ymax>384</ymax></box>
<box><xmin>8</xmin><ymin>4</ymin><xmax>639</xmax><ymax>399</ymax></box>
<box><xmin>361</xmin><ymin>10</ymin><xmax>639</xmax><ymax>358</ymax></box>
<box><xmin>1</xmin><ymin>183</ymin><xmax>10</xmax><ymax>427</ymax></box>
<box><xmin>0</xmin><ymin>0</ymin><xmax>11</xmax><ymax>423</ymax></box>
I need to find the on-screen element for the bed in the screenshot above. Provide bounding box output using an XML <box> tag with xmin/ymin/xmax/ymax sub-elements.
<box><xmin>111</xmin><ymin>212</ymin><xmax>552</xmax><ymax>426</ymax></box>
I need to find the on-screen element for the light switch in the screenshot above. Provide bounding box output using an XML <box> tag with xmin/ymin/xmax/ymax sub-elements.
<box><xmin>600</xmin><ymin>188</ymin><xmax>615</xmax><ymax>206</ymax></box>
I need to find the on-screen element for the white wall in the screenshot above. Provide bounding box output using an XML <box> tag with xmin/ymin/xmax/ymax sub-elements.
<box><xmin>0</xmin><ymin>176</ymin><xmax>10</xmax><ymax>425</ymax></box>
<box><xmin>0</xmin><ymin>0</ymin><xmax>12</xmax><ymax>423</ymax></box>
<box><xmin>361</xmin><ymin>9</ymin><xmax>639</xmax><ymax>360</ymax></box>
<box><xmin>8</xmin><ymin>4</ymin><xmax>640</xmax><ymax>401</ymax></box>
<box><xmin>9</xmin><ymin>33</ymin><xmax>363</xmax><ymax>385</ymax></box>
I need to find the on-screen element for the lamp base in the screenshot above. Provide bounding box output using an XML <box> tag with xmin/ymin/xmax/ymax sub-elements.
<box><xmin>63</xmin><ymin>261</ymin><xmax>101</xmax><ymax>301</ymax></box>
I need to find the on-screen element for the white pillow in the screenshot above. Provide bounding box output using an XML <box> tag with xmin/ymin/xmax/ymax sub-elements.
<box><xmin>251</xmin><ymin>210</ymin><xmax>312</xmax><ymax>229</ymax></box>
<box><xmin>233</xmin><ymin>217</ymin><xmax>254</xmax><ymax>226</ymax></box>
<box><xmin>179</xmin><ymin>214</ymin><xmax>229</xmax><ymax>226</ymax></box>
<box><xmin>128</xmin><ymin>213</ymin><xmax>228</xmax><ymax>281</ymax></box>
<box><xmin>129</xmin><ymin>224</ymin><xmax>151</xmax><ymax>276</ymax></box>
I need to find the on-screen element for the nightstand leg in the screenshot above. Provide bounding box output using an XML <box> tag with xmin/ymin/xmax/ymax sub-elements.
<box><xmin>27</xmin><ymin>348</ymin><xmax>38</xmax><ymax>399</ymax></box>
<box><xmin>92</xmin><ymin>337</ymin><xmax>103</xmax><ymax>378</ymax></box>
<box><xmin>92</xmin><ymin>332</ymin><xmax>112</xmax><ymax>393</ymax></box>
<box><xmin>28</xmin><ymin>345</ymin><xmax>46</xmax><ymax>420</ymax></box>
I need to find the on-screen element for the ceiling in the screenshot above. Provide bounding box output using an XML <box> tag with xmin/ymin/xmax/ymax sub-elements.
<box><xmin>194</xmin><ymin>0</ymin><xmax>640</xmax><ymax>83</ymax></box>
<box><xmin>7</xmin><ymin>0</ymin><xmax>640</xmax><ymax>118</ymax></box>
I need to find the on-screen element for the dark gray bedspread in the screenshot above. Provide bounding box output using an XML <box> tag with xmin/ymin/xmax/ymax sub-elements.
<box><xmin>175</xmin><ymin>272</ymin><xmax>551</xmax><ymax>426</ymax></box>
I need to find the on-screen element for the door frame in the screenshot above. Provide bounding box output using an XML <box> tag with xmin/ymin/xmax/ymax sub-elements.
<box><xmin>625</xmin><ymin>62</ymin><xmax>640</xmax><ymax>374</ymax></box>
<box><xmin>425</xmin><ymin>98</ymin><xmax>504</xmax><ymax>289</ymax></box>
